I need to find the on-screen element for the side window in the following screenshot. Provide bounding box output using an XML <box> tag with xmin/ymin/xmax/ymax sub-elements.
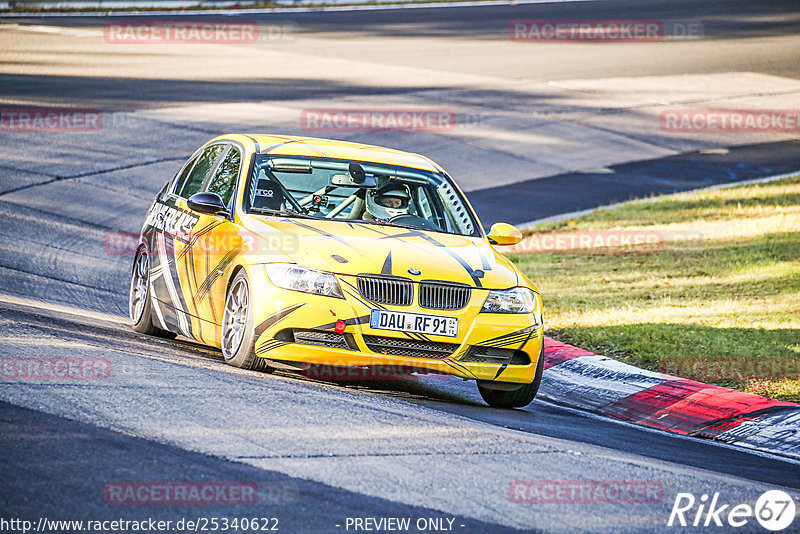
<box><xmin>176</xmin><ymin>145</ymin><xmax>226</xmax><ymax>199</ymax></box>
<box><xmin>416</xmin><ymin>187</ymin><xmax>433</xmax><ymax>219</ymax></box>
<box><xmin>417</xmin><ymin>185</ymin><xmax>448</xmax><ymax>232</ymax></box>
<box><xmin>206</xmin><ymin>146</ymin><xmax>241</xmax><ymax>206</ymax></box>
<box><xmin>173</xmin><ymin>153</ymin><xmax>200</xmax><ymax>195</ymax></box>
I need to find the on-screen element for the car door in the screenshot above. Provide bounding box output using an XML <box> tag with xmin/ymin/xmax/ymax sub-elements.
<box><xmin>186</xmin><ymin>144</ymin><xmax>244</xmax><ymax>346</ymax></box>
<box><xmin>150</xmin><ymin>143</ymin><xmax>226</xmax><ymax>340</ymax></box>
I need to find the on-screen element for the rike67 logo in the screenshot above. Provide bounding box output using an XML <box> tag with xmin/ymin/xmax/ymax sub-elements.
<box><xmin>668</xmin><ymin>490</ymin><xmax>796</xmax><ymax>531</ymax></box>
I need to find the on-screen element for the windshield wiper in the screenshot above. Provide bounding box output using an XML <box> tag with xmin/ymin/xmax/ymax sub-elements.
<box><xmin>251</xmin><ymin>209</ymin><xmax>443</xmax><ymax>234</ymax></box>
<box><xmin>250</xmin><ymin>208</ymin><xmax>320</xmax><ymax>220</ymax></box>
<box><xmin>347</xmin><ymin>218</ymin><xmax>431</xmax><ymax>232</ymax></box>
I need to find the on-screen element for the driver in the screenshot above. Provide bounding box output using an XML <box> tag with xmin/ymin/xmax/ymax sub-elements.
<box><xmin>364</xmin><ymin>183</ymin><xmax>412</xmax><ymax>221</ymax></box>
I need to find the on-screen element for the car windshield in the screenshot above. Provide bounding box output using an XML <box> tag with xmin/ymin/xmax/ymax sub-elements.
<box><xmin>245</xmin><ymin>156</ymin><xmax>480</xmax><ymax>237</ymax></box>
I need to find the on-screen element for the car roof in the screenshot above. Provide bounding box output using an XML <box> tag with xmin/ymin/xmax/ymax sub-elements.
<box><xmin>213</xmin><ymin>134</ymin><xmax>443</xmax><ymax>173</ymax></box>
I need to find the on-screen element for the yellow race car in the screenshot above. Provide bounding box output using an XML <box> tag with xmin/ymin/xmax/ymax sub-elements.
<box><xmin>129</xmin><ymin>135</ymin><xmax>544</xmax><ymax>408</ymax></box>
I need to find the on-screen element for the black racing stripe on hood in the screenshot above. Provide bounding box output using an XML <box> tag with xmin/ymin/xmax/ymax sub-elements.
<box><xmin>476</xmin><ymin>245</ymin><xmax>492</xmax><ymax>271</ymax></box>
<box><xmin>417</xmin><ymin>233</ymin><xmax>484</xmax><ymax>288</ymax></box>
<box><xmin>381</xmin><ymin>252</ymin><xmax>392</xmax><ymax>275</ymax></box>
<box><xmin>359</xmin><ymin>224</ymin><xmax>395</xmax><ymax>238</ymax></box>
<box><xmin>376</xmin><ymin>228</ymin><xmax>483</xmax><ymax>288</ymax></box>
<box><xmin>286</xmin><ymin>219</ymin><xmax>359</xmax><ymax>252</ymax></box>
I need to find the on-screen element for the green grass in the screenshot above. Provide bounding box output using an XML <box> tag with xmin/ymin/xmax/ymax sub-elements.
<box><xmin>510</xmin><ymin>176</ymin><xmax>800</xmax><ymax>402</ymax></box>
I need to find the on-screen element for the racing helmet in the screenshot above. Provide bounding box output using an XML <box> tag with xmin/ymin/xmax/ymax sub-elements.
<box><xmin>366</xmin><ymin>183</ymin><xmax>412</xmax><ymax>220</ymax></box>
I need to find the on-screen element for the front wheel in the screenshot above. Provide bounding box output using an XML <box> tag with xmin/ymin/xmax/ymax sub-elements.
<box><xmin>477</xmin><ymin>344</ymin><xmax>545</xmax><ymax>408</ymax></box>
<box><xmin>221</xmin><ymin>270</ymin><xmax>272</xmax><ymax>372</ymax></box>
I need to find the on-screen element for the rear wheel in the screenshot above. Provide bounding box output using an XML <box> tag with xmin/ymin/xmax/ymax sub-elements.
<box><xmin>221</xmin><ymin>270</ymin><xmax>273</xmax><ymax>372</ymax></box>
<box><xmin>129</xmin><ymin>246</ymin><xmax>175</xmax><ymax>339</ymax></box>
<box><xmin>477</xmin><ymin>343</ymin><xmax>545</xmax><ymax>408</ymax></box>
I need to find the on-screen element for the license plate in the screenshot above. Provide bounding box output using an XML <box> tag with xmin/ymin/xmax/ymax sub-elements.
<box><xmin>369</xmin><ymin>309</ymin><xmax>458</xmax><ymax>337</ymax></box>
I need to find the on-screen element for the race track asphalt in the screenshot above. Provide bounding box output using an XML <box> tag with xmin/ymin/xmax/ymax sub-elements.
<box><xmin>1</xmin><ymin>1</ymin><xmax>799</xmax><ymax>532</ymax></box>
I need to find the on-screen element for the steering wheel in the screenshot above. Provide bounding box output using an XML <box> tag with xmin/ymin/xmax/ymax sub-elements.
<box><xmin>389</xmin><ymin>214</ymin><xmax>441</xmax><ymax>231</ymax></box>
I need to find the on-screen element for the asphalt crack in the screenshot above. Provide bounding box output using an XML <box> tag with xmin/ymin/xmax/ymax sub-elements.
<box><xmin>0</xmin><ymin>156</ymin><xmax>184</xmax><ymax>197</ymax></box>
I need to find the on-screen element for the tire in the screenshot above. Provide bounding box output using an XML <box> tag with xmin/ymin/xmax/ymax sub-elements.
<box><xmin>129</xmin><ymin>246</ymin><xmax>176</xmax><ymax>339</ymax></box>
<box><xmin>477</xmin><ymin>343</ymin><xmax>545</xmax><ymax>408</ymax></box>
<box><xmin>220</xmin><ymin>270</ymin><xmax>273</xmax><ymax>372</ymax></box>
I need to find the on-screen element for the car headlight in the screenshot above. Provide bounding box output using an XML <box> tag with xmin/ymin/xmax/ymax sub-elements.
<box><xmin>264</xmin><ymin>264</ymin><xmax>344</xmax><ymax>299</ymax></box>
<box><xmin>481</xmin><ymin>287</ymin><xmax>542</xmax><ymax>320</ymax></box>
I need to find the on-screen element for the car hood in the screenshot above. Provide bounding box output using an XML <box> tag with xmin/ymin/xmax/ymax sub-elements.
<box><xmin>242</xmin><ymin>215</ymin><xmax>520</xmax><ymax>289</ymax></box>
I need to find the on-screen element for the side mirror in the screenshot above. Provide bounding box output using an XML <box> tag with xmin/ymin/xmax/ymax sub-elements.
<box><xmin>187</xmin><ymin>192</ymin><xmax>228</xmax><ymax>215</ymax></box>
<box><xmin>487</xmin><ymin>222</ymin><xmax>522</xmax><ymax>246</ymax></box>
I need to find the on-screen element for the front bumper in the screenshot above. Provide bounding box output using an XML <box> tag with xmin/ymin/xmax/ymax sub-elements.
<box><xmin>248</xmin><ymin>269</ymin><xmax>543</xmax><ymax>384</ymax></box>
